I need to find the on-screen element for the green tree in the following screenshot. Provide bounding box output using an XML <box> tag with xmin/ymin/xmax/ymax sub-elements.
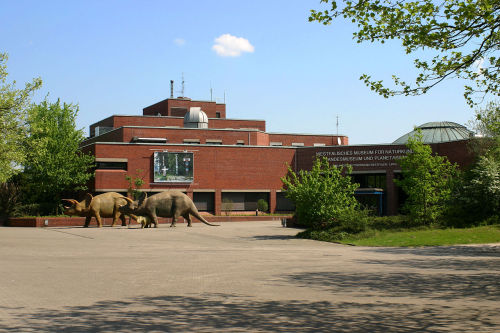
<box><xmin>449</xmin><ymin>101</ymin><xmax>500</xmax><ymax>224</ymax></box>
<box><xmin>460</xmin><ymin>154</ymin><xmax>500</xmax><ymax>220</ymax></box>
<box><xmin>281</xmin><ymin>156</ymin><xmax>359</xmax><ymax>229</ymax></box>
<box><xmin>395</xmin><ymin>130</ymin><xmax>459</xmax><ymax>225</ymax></box>
<box><xmin>0</xmin><ymin>53</ymin><xmax>42</xmax><ymax>183</ymax></box>
<box><xmin>21</xmin><ymin>99</ymin><xmax>94</xmax><ymax>214</ymax></box>
<box><xmin>125</xmin><ymin>169</ymin><xmax>145</xmax><ymax>200</ymax></box>
<box><xmin>310</xmin><ymin>0</ymin><xmax>500</xmax><ymax>106</ymax></box>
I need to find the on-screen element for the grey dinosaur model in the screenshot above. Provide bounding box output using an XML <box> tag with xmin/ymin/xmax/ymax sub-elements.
<box><xmin>119</xmin><ymin>190</ymin><xmax>219</xmax><ymax>228</ymax></box>
<box><xmin>63</xmin><ymin>192</ymin><xmax>134</xmax><ymax>227</ymax></box>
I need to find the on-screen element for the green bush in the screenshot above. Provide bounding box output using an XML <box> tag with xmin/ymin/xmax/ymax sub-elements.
<box><xmin>369</xmin><ymin>215</ymin><xmax>413</xmax><ymax>230</ymax></box>
<box><xmin>257</xmin><ymin>199</ymin><xmax>268</xmax><ymax>212</ymax></box>
<box><xmin>297</xmin><ymin>214</ymin><xmax>421</xmax><ymax>242</ymax></box>
<box><xmin>337</xmin><ymin>208</ymin><xmax>371</xmax><ymax>234</ymax></box>
<box><xmin>281</xmin><ymin>157</ymin><xmax>360</xmax><ymax>230</ymax></box>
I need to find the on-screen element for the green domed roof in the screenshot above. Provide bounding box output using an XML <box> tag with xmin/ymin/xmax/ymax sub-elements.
<box><xmin>393</xmin><ymin>121</ymin><xmax>473</xmax><ymax>144</ymax></box>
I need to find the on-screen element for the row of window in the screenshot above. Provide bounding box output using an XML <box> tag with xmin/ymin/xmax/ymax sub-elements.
<box><xmin>130</xmin><ymin>137</ymin><xmax>333</xmax><ymax>147</ymax></box>
<box><xmin>132</xmin><ymin>137</ymin><xmax>245</xmax><ymax>145</ymax></box>
<box><xmin>270</xmin><ymin>142</ymin><xmax>326</xmax><ymax>147</ymax></box>
<box><xmin>169</xmin><ymin>108</ymin><xmax>221</xmax><ymax>118</ymax></box>
<box><xmin>182</xmin><ymin>139</ymin><xmax>245</xmax><ymax>145</ymax></box>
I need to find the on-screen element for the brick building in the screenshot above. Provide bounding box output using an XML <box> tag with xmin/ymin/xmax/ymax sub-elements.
<box><xmin>82</xmin><ymin>97</ymin><xmax>473</xmax><ymax>216</ymax></box>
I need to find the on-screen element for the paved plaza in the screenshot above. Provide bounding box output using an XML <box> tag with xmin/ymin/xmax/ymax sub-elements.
<box><xmin>0</xmin><ymin>221</ymin><xmax>498</xmax><ymax>332</ymax></box>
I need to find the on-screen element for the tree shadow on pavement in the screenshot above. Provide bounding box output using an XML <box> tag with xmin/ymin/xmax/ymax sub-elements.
<box><xmin>285</xmin><ymin>271</ymin><xmax>499</xmax><ymax>301</ymax></box>
<box><xmin>0</xmin><ymin>294</ymin><xmax>497</xmax><ymax>333</ymax></box>
<box><xmin>245</xmin><ymin>235</ymin><xmax>297</xmax><ymax>241</ymax></box>
<box><xmin>357</xmin><ymin>258</ymin><xmax>500</xmax><ymax>271</ymax></box>
<box><xmin>363</xmin><ymin>245</ymin><xmax>500</xmax><ymax>258</ymax></box>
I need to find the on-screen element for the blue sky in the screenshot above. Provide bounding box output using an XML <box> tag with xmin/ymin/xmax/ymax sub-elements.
<box><xmin>1</xmin><ymin>0</ymin><xmax>476</xmax><ymax>144</ymax></box>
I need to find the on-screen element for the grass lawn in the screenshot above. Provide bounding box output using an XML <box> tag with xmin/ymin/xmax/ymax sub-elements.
<box><xmin>338</xmin><ymin>225</ymin><xmax>500</xmax><ymax>247</ymax></box>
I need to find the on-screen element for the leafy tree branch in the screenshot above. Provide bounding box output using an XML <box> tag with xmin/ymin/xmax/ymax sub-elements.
<box><xmin>310</xmin><ymin>0</ymin><xmax>500</xmax><ymax>106</ymax></box>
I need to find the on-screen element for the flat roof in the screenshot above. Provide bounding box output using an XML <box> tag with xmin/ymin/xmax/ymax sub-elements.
<box><xmin>90</xmin><ymin>114</ymin><xmax>266</xmax><ymax>126</ymax></box>
<box><xmin>80</xmin><ymin>141</ymin><xmax>298</xmax><ymax>150</ymax></box>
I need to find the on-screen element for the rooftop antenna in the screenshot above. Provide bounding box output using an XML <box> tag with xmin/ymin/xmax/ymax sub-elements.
<box><xmin>181</xmin><ymin>72</ymin><xmax>185</xmax><ymax>97</ymax></box>
<box><xmin>210</xmin><ymin>82</ymin><xmax>213</xmax><ymax>102</ymax></box>
<box><xmin>336</xmin><ymin>115</ymin><xmax>339</xmax><ymax>136</ymax></box>
<box><xmin>336</xmin><ymin>115</ymin><xmax>342</xmax><ymax>145</ymax></box>
<box><xmin>170</xmin><ymin>80</ymin><xmax>174</xmax><ymax>98</ymax></box>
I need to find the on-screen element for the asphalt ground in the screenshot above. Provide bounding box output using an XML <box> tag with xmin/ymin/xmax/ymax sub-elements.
<box><xmin>0</xmin><ymin>221</ymin><xmax>498</xmax><ymax>332</ymax></box>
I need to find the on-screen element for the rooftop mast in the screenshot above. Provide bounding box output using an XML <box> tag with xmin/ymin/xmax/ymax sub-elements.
<box><xmin>181</xmin><ymin>72</ymin><xmax>185</xmax><ymax>97</ymax></box>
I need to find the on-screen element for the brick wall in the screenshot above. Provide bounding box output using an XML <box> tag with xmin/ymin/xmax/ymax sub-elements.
<box><xmin>143</xmin><ymin>98</ymin><xmax>226</xmax><ymax>118</ymax></box>
<box><xmin>89</xmin><ymin>116</ymin><xmax>266</xmax><ymax>137</ymax></box>
<box><xmin>90</xmin><ymin>143</ymin><xmax>294</xmax><ymax>190</ymax></box>
<box><xmin>87</xmin><ymin>143</ymin><xmax>296</xmax><ymax>213</ymax></box>
<box><xmin>209</xmin><ymin>118</ymin><xmax>265</xmax><ymax>131</ymax></box>
<box><xmin>268</xmin><ymin>133</ymin><xmax>347</xmax><ymax>147</ymax></box>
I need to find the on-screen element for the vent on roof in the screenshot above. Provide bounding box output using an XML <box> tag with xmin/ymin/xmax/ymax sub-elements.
<box><xmin>131</xmin><ymin>137</ymin><xmax>167</xmax><ymax>144</ymax></box>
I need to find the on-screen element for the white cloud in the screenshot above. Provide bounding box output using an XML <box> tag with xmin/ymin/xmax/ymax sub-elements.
<box><xmin>212</xmin><ymin>34</ymin><xmax>254</xmax><ymax>57</ymax></box>
<box><xmin>474</xmin><ymin>57</ymin><xmax>484</xmax><ymax>74</ymax></box>
<box><xmin>174</xmin><ymin>38</ymin><xmax>186</xmax><ymax>46</ymax></box>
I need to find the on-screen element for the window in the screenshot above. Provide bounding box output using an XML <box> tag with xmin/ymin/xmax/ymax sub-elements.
<box><xmin>291</xmin><ymin>142</ymin><xmax>304</xmax><ymax>147</ymax></box>
<box><xmin>206</xmin><ymin>139</ymin><xmax>222</xmax><ymax>145</ymax></box>
<box><xmin>270</xmin><ymin>142</ymin><xmax>282</xmax><ymax>146</ymax></box>
<box><xmin>183</xmin><ymin>139</ymin><xmax>200</xmax><ymax>144</ymax></box>
<box><xmin>94</xmin><ymin>126</ymin><xmax>113</xmax><ymax>137</ymax></box>
<box><xmin>216</xmin><ymin>112</ymin><xmax>221</xmax><ymax>118</ymax></box>
<box><xmin>236</xmin><ymin>140</ymin><xmax>245</xmax><ymax>145</ymax></box>
<box><xmin>351</xmin><ymin>173</ymin><xmax>387</xmax><ymax>189</ymax></box>
<box><xmin>221</xmin><ymin>192</ymin><xmax>269</xmax><ymax>211</ymax></box>
<box><xmin>131</xmin><ymin>137</ymin><xmax>167</xmax><ymax>143</ymax></box>
<box><xmin>95</xmin><ymin>162</ymin><xmax>127</xmax><ymax>170</ymax></box>
<box><xmin>194</xmin><ymin>192</ymin><xmax>215</xmax><ymax>212</ymax></box>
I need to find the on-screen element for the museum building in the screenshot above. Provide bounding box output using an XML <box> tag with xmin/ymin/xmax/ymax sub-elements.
<box><xmin>82</xmin><ymin>96</ymin><xmax>474</xmax><ymax>216</ymax></box>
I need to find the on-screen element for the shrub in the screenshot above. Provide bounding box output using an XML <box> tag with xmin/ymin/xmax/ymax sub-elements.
<box><xmin>337</xmin><ymin>208</ymin><xmax>371</xmax><ymax>234</ymax></box>
<box><xmin>257</xmin><ymin>199</ymin><xmax>268</xmax><ymax>212</ymax></box>
<box><xmin>369</xmin><ymin>215</ymin><xmax>414</xmax><ymax>230</ymax></box>
<box><xmin>221</xmin><ymin>198</ymin><xmax>234</xmax><ymax>216</ymax></box>
<box><xmin>281</xmin><ymin>157</ymin><xmax>360</xmax><ymax>230</ymax></box>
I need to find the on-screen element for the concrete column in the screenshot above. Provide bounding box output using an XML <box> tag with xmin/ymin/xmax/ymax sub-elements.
<box><xmin>214</xmin><ymin>189</ymin><xmax>222</xmax><ymax>216</ymax></box>
<box><xmin>269</xmin><ymin>190</ymin><xmax>277</xmax><ymax>214</ymax></box>
<box><xmin>385</xmin><ymin>170</ymin><xmax>398</xmax><ymax>216</ymax></box>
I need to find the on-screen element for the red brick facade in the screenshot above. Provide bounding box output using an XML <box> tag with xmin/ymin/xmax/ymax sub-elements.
<box><xmin>143</xmin><ymin>98</ymin><xmax>226</xmax><ymax>118</ymax></box>
<box><xmin>90</xmin><ymin>116</ymin><xmax>265</xmax><ymax>137</ymax></box>
<box><xmin>84</xmin><ymin>97</ymin><xmax>472</xmax><ymax>216</ymax></box>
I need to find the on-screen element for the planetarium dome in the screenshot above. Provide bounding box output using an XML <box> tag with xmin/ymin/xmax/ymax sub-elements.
<box><xmin>183</xmin><ymin>107</ymin><xmax>208</xmax><ymax>128</ymax></box>
<box><xmin>393</xmin><ymin>121</ymin><xmax>473</xmax><ymax>144</ymax></box>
